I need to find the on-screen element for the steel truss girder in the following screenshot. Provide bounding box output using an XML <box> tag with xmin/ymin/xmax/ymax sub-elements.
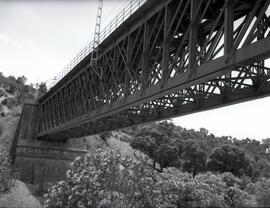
<box><xmin>37</xmin><ymin>0</ymin><xmax>270</xmax><ymax>140</ymax></box>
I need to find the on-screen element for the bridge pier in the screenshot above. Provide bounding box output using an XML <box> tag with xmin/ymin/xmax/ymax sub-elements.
<box><xmin>10</xmin><ymin>101</ymin><xmax>87</xmax><ymax>192</ymax></box>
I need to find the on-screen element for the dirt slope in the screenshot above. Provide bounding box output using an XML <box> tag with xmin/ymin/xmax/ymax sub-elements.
<box><xmin>0</xmin><ymin>117</ymin><xmax>18</xmax><ymax>151</ymax></box>
<box><xmin>0</xmin><ymin>180</ymin><xmax>42</xmax><ymax>208</ymax></box>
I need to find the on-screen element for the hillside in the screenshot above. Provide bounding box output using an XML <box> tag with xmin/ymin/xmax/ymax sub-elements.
<box><xmin>0</xmin><ymin>180</ymin><xmax>42</xmax><ymax>208</ymax></box>
<box><xmin>0</xmin><ymin>117</ymin><xmax>18</xmax><ymax>151</ymax></box>
<box><xmin>0</xmin><ymin>85</ymin><xmax>21</xmax><ymax>117</ymax></box>
<box><xmin>0</xmin><ymin>76</ymin><xmax>22</xmax><ymax>151</ymax></box>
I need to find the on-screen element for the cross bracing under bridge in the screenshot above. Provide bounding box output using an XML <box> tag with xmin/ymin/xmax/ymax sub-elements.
<box><xmin>37</xmin><ymin>0</ymin><xmax>270</xmax><ymax>141</ymax></box>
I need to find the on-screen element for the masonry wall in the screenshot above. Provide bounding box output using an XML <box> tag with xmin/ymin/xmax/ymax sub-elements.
<box><xmin>12</xmin><ymin>102</ymin><xmax>87</xmax><ymax>192</ymax></box>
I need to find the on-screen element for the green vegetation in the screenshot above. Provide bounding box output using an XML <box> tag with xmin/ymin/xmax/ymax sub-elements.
<box><xmin>44</xmin><ymin>149</ymin><xmax>270</xmax><ymax>208</ymax></box>
<box><xmin>0</xmin><ymin>124</ymin><xmax>3</xmax><ymax>137</ymax></box>
<box><xmin>0</xmin><ymin>151</ymin><xmax>16</xmax><ymax>192</ymax></box>
<box><xmin>43</xmin><ymin>121</ymin><xmax>270</xmax><ymax>207</ymax></box>
<box><xmin>130</xmin><ymin>121</ymin><xmax>270</xmax><ymax>179</ymax></box>
<box><xmin>0</xmin><ymin>73</ymin><xmax>47</xmax><ymax>100</ymax></box>
<box><xmin>0</xmin><ymin>73</ymin><xmax>47</xmax><ymax>116</ymax></box>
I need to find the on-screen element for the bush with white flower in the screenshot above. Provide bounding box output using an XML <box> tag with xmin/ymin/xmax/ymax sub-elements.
<box><xmin>44</xmin><ymin>149</ymin><xmax>182</xmax><ymax>208</ymax></box>
<box><xmin>44</xmin><ymin>148</ymin><xmax>255</xmax><ymax>208</ymax></box>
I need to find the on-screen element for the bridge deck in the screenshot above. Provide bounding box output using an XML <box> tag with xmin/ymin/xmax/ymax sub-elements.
<box><xmin>37</xmin><ymin>0</ymin><xmax>270</xmax><ymax>140</ymax></box>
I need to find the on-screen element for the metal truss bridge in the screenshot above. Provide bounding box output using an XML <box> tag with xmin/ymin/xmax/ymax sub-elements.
<box><xmin>36</xmin><ymin>0</ymin><xmax>270</xmax><ymax>141</ymax></box>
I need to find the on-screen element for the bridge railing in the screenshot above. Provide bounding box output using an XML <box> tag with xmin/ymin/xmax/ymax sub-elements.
<box><xmin>47</xmin><ymin>0</ymin><xmax>147</xmax><ymax>89</ymax></box>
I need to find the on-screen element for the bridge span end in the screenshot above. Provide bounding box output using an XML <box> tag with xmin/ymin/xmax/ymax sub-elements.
<box><xmin>10</xmin><ymin>101</ymin><xmax>86</xmax><ymax>191</ymax></box>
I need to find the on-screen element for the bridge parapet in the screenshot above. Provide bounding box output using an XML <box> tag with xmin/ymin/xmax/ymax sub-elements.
<box><xmin>46</xmin><ymin>0</ymin><xmax>146</xmax><ymax>89</ymax></box>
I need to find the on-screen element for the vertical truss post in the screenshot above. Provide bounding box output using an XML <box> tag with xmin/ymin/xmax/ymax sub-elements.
<box><xmin>257</xmin><ymin>16</ymin><xmax>267</xmax><ymax>75</ymax></box>
<box><xmin>224</xmin><ymin>0</ymin><xmax>234</xmax><ymax>94</ymax></box>
<box><xmin>224</xmin><ymin>0</ymin><xmax>234</xmax><ymax>54</ymax></box>
<box><xmin>52</xmin><ymin>96</ymin><xmax>58</xmax><ymax>127</ymax></box>
<box><xmin>58</xmin><ymin>93</ymin><xmax>62</xmax><ymax>124</ymax></box>
<box><xmin>45</xmin><ymin>102</ymin><xmax>49</xmax><ymax>131</ymax></box>
<box><xmin>66</xmin><ymin>86</ymin><xmax>72</xmax><ymax>121</ymax></box>
<box><xmin>141</xmin><ymin>21</ymin><xmax>150</xmax><ymax>94</ymax></box>
<box><xmin>40</xmin><ymin>105</ymin><xmax>44</xmax><ymax>132</ymax></box>
<box><xmin>124</xmin><ymin>35</ymin><xmax>132</xmax><ymax>104</ymax></box>
<box><xmin>162</xmin><ymin>5</ymin><xmax>172</xmax><ymax>88</ymax></box>
<box><xmin>60</xmin><ymin>90</ymin><xmax>67</xmax><ymax>124</ymax></box>
<box><xmin>189</xmin><ymin>0</ymin><xmax>199</xmax><ymax>77</ymax></box>
<box><xmin>49</xmin><ymin>99</ymin><xmax>54</xmax><ymax>129</ymax></box>
<box><xmin>40</xmin><ymin>104</ymin><xmax>45</xmax><ymax>132</ymax></box>
<box><xmin>197</xmin><ymin>36</ymin><xmax>206</xmax><ymax>106</ymax></box>
<box><xmin>69</xmin><ymin>85</ymin><xmax>75</xmax><ymax>119</ymax></box>
<box><xmin>255</xmin><ymin>15</ymin><xmax>268</xmax><ymax>90</ymax></box>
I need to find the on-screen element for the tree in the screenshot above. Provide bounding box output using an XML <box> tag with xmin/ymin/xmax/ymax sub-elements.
<box><xmin>262</xmin><ymin>138</ymin><xmax>270</xmax><ymax>154</ymax></box>
<box><xmin>23</xmin><ymin>83</ymin><xmax>37</xmax><ymax>99</ymax></box>
<box><xmin>37</xmin><ymin>82</ymin><xmax>47</xmax><ymax>98</ymax></box>
<box><xmin>255</xmin><ymin>178</ymin><xmax>270</xmax><ymax>207</ymax></box>
<box><xmin>7</xmin><ymin>75</ymin><xmax>16</xmax><ymax>82</ymax></box>
<box><xmin>256</xmin><ymin>158</ymin><xmax>270</xmax><ymax>178</ymax></box>
<box><xmin>182</xmin><ymin>140</ymin><xmax>207</xmax><ymax>177</ymax></box>
<box><xmin>131</xmin><ymin>122</ymin><xmax>183</xmax><ymax>172</ymax></box>
<box><xmin>131</xmin><ymin>135</ymin><xmax>157</xmax><ymax>161</ymax></box>
<box><xmin>154</xmin><ymin>143</ymin><xmax>180</xmax><ymax>172</ymax></box>
<box><xmin>16</xmin><ymin>76</ymin><xmax>27</xmax><ymax>85</ymax></box>
<box><xmin>206</xmin><ymin>145</ymin><xmax>252</xmax><ymax>177</ymax></box>
<box><xmin>6</xmin><ymin>76</ymin><xmax>17</xmax><ymax>94</ymax></box>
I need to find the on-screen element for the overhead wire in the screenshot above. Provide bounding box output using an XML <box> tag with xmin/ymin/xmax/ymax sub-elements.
<box><xmin>101</xmin><ymin>0</ymin><xmax>122</xmax><ymax>29</ymax></box>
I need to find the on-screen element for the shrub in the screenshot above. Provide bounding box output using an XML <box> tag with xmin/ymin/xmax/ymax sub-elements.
<box><xmin>44</xmin><ymin>149</ymin><xmax>182</xmax><ymax>208</ymax></box>
<box><xmin>5</xmin><ymin>97</ymin><xmax>18</xmax><ymax>109</ymax></box>
<box><xmin>0</xmin><ymin>151</ymin><xmax>16</xmax><ymax>192</ymax></box>
<box><xmin>195</xmin><ymin>172</ymin><xmax>227</xmax><ymax>195</ymax></box>
<box><xmin>1</xmin><ymin>97</ymin><xmax>18</xmax><ymax>109</ymax></box>
<box><xmin>5</xmin><ymin>86</ymin><xmax>16</xmax><ymax>94</ymax></box>
<box><xmin>99</xmin><ymin>132</ymin><xmax>112</xmax><ymax>141</ymax></box>
<box><xmin>224</xmin><ymin>186</ymin><xmax>248</xmax><ymax>208</ymax></box>
<box><xmin>255</xmin><ymin>178</ymin><xmax>270</xmax><ymax>206</ymax></box>
<box><xmin>1</xmin><ymin>98</ymin><xmax>7</xmax><ymax>106</ymax></box>
<box><xmin>0</xmin><ymin>88</ymin><xmax>6</xmax><ymax>97</ymax></box>
<box><xmin>45</xmin><ymin>149</ymin><xmax>257</xmax><ymax>208</ymax></box>
<box><xmin>221</xmin><ymin>172</ymin><xmax>241</xmax><ymax>188</ymax></box>
<box><xmin>118</xmin><ymin>134</ymin><xmax>131</xmax><ymax>143</ymax></box>
<box><xmin>0</xmin><ymin>124</ymin><xmax>3</xmax><ymax>136</ymax></box>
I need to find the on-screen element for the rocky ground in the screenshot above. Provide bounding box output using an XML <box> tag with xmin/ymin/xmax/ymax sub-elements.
<box><xmin>0</xmin><ymin>180</ymin><xmax>42</xmax><ymax>208</ymax></box>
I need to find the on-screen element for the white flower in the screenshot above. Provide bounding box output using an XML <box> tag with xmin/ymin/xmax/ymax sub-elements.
<box><xmin>59</xmin><ymin>180</ymin><xmax>65</xmax><ymax>185</ymax></box>
<box><xmin>75</xmin><ymin>156</ymin><xmax>82</xmax><ymax>161</ymax></box>
<box><xmin>77</xmin><ymin>201</ymin><xmax>85</xmax><ymax>208</ymax></box>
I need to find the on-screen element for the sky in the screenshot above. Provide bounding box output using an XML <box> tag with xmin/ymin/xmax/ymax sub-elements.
<box><xmin>0</xmin><ymin>0</ymin><xmax>270</xmax><ymax>141</ymax></box>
